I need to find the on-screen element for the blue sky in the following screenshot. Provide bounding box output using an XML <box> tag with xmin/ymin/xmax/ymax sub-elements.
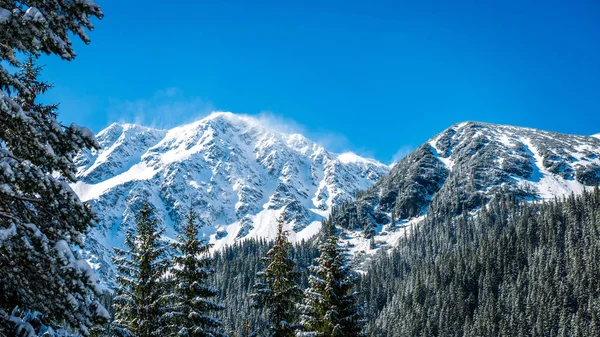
<box><xmin>39</xmin><ymin>0</ymin><xmax>600</xmax><ymax>164</ymax></box>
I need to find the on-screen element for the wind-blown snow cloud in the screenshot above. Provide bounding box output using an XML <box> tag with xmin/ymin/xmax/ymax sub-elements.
<box><xmin>106</xmin><ymin>94</ymin><xmax>381</xmax><ymax>162</ymax></box>
<box><xmin>247</xmin><ymin>111</ymin><xmax>377</xmax><ymax>160</ymax></box>
<box><xmin>107</xmin><ymin>88</ymin><xmax>214</xmax><ymax>129</ymax></box>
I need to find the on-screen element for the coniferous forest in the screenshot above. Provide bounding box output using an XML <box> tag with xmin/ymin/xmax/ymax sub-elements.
<box><xmin>2</xmin><ymin>1</ymin><xmax>600</xmax><ymax>337</ymax></box>
<box><xmin>209</xmin><ymin>189</ymin><xmax>600</xmax><ymax>337</ymax></box>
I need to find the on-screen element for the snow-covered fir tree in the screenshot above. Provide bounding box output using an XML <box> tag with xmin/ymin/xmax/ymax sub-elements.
<box><xmin>111</xmin><ymin>203</ymin><xmax>170</xmax><ymax>337</ymax></box>
<box><xmin>0</xmin><ymin>55</ymin><xmax>108</xmax><ymax>336</ymax></box>
<box><xmin>164</xmin><ymin>208</ymin><xmax>225</xmax><ymax>337</ymax></box>
<box><xmin>298</xmin><ymin>219</ymin><xmax>364</xmax><ymax>337</ymax></box>
<box><xmin>250</xmin><ymin>216</ymin><xmax>302</xmax><ymax>337</ymax></box>
<box><xmin>0</xmin><ymin>1</ymin><xmax>105</xmax><ymax>335</ymax></box>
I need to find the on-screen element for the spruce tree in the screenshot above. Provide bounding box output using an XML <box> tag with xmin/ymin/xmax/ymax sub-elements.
<box><xmin>251</xmin><ymin>216</ymin><xmax>302</xmax><ymax>337</ymax></box>
<box><xmin>164</xmin><ymin>208</ymin><xmax>225</xmax><ymax>337</ymax></box>
<box><xmin>111</xmin><ymin>203</ymin><xmax>170</xmax><ymax>337</ymax></box>
<box><xmin>1</xmin><ymin>1</ymin><xmax>104</xmax><ymax>334</ymax></box>
<box><xmin>0</xmin><ymin>55</ymin><xmax>108</xmax><ymax>335</ymax></box>
<box><xmin>299</xmin><ymin>219</ymin><xmax>364</xmax><ymax>337</ymax></box>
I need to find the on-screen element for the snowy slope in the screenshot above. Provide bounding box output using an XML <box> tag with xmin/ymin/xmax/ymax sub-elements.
<box><xmin>73</xmin><ymin>112</ymin><xmax>389</xmax><ymax>284</ymax></box>
<box><xmin>336</xmin><ymin>122</ymin><xmax>600</xmax><ymax>261</ymax></box>
<box><xmin>427</xmin><ymin>122</ymin><xmax>600</xmax><ymax>199</ymax></box>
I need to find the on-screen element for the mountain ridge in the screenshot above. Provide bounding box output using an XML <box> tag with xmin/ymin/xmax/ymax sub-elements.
<box><xmin>73</xmin><ymin>112</ymin><xmax>390</xmax><ymax>284</ymax></box>
<box><xmin>331</xmin><ymin>120</ymin><xmax>600</xmax><ymax>259</ymax></box>
<box><xmin>72</xmin><ymin>116</ymin><xmax>600</xmax><ymax>284</ymax></box>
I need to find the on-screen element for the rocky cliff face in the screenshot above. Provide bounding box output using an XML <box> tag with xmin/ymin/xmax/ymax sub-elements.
<box><xmin>72</xmin><ymin>117</ymin><xmax>600</xmax><ymax>283</ymax></box>
<box><xmin>72</xmin><ymin>112</ymin><xmax>389</xmax><ymax>285</ymax></box>
<box><xmin>335</xmin><ymin>122</ymin><xmax>600</xmax><ymax>247</ymax></box>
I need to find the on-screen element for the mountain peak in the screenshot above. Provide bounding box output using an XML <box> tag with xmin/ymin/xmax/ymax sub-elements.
<box><xmin>72</xmin><ymin>113</ymin><xmax>390</xmax><ymax>284</ymax></box>
<box><xmin>337</xmin><ymin>152</ymin><xmax>380</xmax><ymax>166</ymax></box>
<box><xmin>203</xmin><ymin>111</ymin><xmax>253</xmax><ymax>126</ymax></box>
<box><xmin>327</xmin><ymin>123</ymin><xmax>600</xmax><ymax>262</ymax></box>
<box><xmin>358</xmin><ymin>122</ymin><xmax>600</xmax><ymax>228</ymax></box>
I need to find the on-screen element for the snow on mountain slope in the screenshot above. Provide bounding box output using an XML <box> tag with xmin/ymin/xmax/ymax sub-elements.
<box><xmin>73</xmin><ymin>112</ymin><xmax>389</xmax><ymax>284</ymax></box>
<box><xmin>332</xmin><ymin>122</ymin><xmax>600</xmax><ymax>261</ymax></box>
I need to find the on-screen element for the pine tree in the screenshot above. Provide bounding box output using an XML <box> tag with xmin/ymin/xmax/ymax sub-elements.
<box><xmin>112</xmin><ymin>203</ymin><xmax>170</xmax><ymax>337</ymax></box>
<box><xmin>250</xmin><ymin>216</ymin><xmax>302</xmax><ymax>337</ymax></box>
<box><xmin>0</xmin><ymin>55</ymin><xmax>108</xmax><ymax>335</ymax></box>
<box><xmin>1</xmin><ymin>1</ymin><xmax>104</xmax><ymax>334</ymax></box>
<box><xmin>299</xmin><ymin>219</ymin><xmax>364</xmax><ymax>337</ymax></box>
<box><xmin>164</xmin><ymin>208</ymin><xmax>225</xmax><ymax>337</ymax></box>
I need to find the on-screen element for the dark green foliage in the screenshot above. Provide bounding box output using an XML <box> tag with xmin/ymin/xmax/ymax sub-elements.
<box><xmin>250</xmin><ymin>217</ymin><xmax>302</xmax><ymax>337</ymax></box>
<box><xmin>575</xmin><ymin>164</ymin><xmax>600</xmax><ymax>186</ymax></box>
<box><xmin>0</xmin><ymin>56</ymin><xmax>107</xmax><ymax>336</ymax></box>
<box><xmin>299</xmin><ymin>219</ymin><xmax>365</xmax><ymax>337</ymax></box>
<box><xmin>357</xmin><ymin>187</ymin><xmax>600</xmax><ymax>336</ymax></box>
<box><xmin>111</xmin><ymin>203</ymin><xmax>171</xmax><ymax>337</ymax></box>
<box><xmin>164</xmin><ymin>208</ymin><xmax>225</xmax><ymax>337</ymax></box>
<box><xmin>381</xmin><ymin>144</ymin><xmax>450</xmax><ymax>219</ymax></box>
<box><xmin>94</xmin><ymin>186</ymin><xmax>600</xmax><ymax>336</ymax></box>
<box><xmin>211</xmin><ymin>237</ymin><xmax>319</xmax><ymax>337</ymax></box>
<box><xmin>1</xmin><ymin>1</ymin><xmax>104</xmax><ymax>333</ymax></box>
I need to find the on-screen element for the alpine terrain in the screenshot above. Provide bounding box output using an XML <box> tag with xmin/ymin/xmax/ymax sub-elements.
<box><xmin>72</xmin><ymin>112</ymin><xmax>389</xmax><ymax>284</ymax></box>
<box><xmin>332</xmin><ymin>121</ymin><xmax>600</xmax><ymax>257</ymax></box>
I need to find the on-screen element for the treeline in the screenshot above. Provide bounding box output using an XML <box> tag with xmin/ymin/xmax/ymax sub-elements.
<box><xmin>356</xmin><ymin>188</ymin><xmax>600</xmax><ymax>336</ymax></box>
<box><xmin>211</xmin><ymin>235</ymin><xmax>320</xmax><ymax>336</ymax></box>
<box><xmin>169</xmin><ymin>188</ymin><xmax>600</xmax><ymax>337</ymax></box>
<box><xmin>91</xmin><ymin>209</ymin><xmax>365</xmax><ymax>337</ymax></box>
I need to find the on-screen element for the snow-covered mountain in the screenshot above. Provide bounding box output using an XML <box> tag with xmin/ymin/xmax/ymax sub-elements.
<box><xmin>333</xmin><ymin>121</ymin><xmax>600</xmax><ymax>258</ymax></box>
<box><xmin>73</xmin><ymin>117</ymin><xmax>600</xmax><ymax>283</ymax></box>
<box><xmin>73</xmin><ymin>112</ymin><xmax>389</xmax><ymax>284</ymax></box>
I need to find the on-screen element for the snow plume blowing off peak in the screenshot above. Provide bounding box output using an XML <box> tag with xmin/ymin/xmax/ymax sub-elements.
<box><xmin>72</xmin><ymin>111</ymin><xmax>390</xmax><ymax>286</ymax></box>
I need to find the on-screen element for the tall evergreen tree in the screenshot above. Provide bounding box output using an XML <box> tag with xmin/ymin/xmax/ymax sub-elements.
<box><xmin>164</xmin><ymin>208</ymin><xmax>225</xmax><ymax>337</ymax></box>
<box><xmin>210</xmin><ymin>236</ymin><xmax>319</xmax><ymax>336</ymax></box>
<box><xmin>250</xmin><ymin>216</ymin><xmax>302</xmax><ymax>337</ymax></box>
<box><xmin>111</xmin><ymin>203</ymin><xmax>170</xmax><ymax>337</ymax></box>
<box><xmin>1</xmin><ymin>1</ymin><xmax>104</xmax><ymax>334</ymax></box>
<box><xmin>0</xmin><ymin>55</ymin><xmax>108</xmax><ymax>336</ymax></box>
<box><xmin>299</xmin><ymin>219</ymin><xmax>364</xmax><ymax>337</ymax></box>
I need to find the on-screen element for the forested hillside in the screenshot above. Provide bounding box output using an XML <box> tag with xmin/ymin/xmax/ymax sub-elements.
<box><xmin>211</xmin><ymin>236</ymin><xmax>320</xmax><ymax>336</ymax></box>
<box><xmin>197</xmin><ymin>187</ymin><xmax>599</xmax><ymax>336</ymax></box>
<box><xmin>359</xmin><ymin>188</ymin><xmax>600</xmax><ymax>336</ymax></box>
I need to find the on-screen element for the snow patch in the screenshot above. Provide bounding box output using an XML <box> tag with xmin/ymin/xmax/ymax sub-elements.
<box><xmin>497</xmin><ymin>133</ymin><xmax>513</xmax><ymax>146</ymax></box>
<box><xmin>0</xmin><ymin>8</ymin><xmax>11</xmax><ymax>23</ymax></box>
<box><xmin>429</xmin><ymin>140</ymin><xmax>454</xmax><ymax>170</ymax></box>
<box><xmin>520</xmin><ymin>137</ymin><xmax>587</xmax><ymax>199</ymax></box>
<box><xmin>0</xmin><ymin>223</ymin><xmax>16</xmax><ymax>241</ymax></box>
<box><xmin>72</xmin><ymin>163</ymin><xmax>158</xmax><ymax>201</ymax></box>
<box><xmin>23</xmin><ymin>7</ymin><xmax>45</xmax><ymax>22</ymax></box>
<box><xmin>337</xmin><ymin>152</ymin><xmax>378</xmax><ymax>165</ymax></box>
<box><xmin>345</xmin><ymin>215</ymin><xmax>425</xmax><ymax>267</ymax></box>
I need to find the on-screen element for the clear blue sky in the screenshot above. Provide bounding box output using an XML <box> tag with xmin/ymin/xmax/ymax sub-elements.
<box><xmin>39</xmin><ymin>0</ymin><xmax>600</xmax><ymax>163</ymax></box>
